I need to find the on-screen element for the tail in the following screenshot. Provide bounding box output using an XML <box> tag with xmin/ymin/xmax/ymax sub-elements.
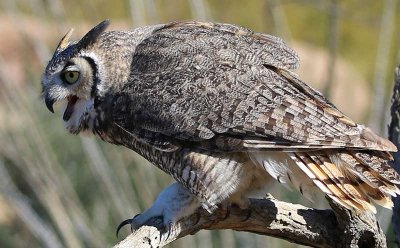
<box><xmin>249</xmin><ymin>150</ymin><xmax>400</xmax><ymax>213</ymax></box>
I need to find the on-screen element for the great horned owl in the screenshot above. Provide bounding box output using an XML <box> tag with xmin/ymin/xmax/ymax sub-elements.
<box><xmin>42</xmin><ymin>20</ymin><xmax>400</xmax><ymax>234</ymax></box>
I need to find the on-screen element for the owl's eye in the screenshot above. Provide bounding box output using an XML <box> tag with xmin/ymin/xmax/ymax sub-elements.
<box><xmin>63</xmin><ymin>71</ymin><xmax>80</xmax><ymax>84</ymax></box>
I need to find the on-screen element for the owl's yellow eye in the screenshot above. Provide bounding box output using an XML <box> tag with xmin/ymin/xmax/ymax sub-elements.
<box><xmin>63</xmin><ymin>71</ymin><xmax>80</xmax><ymax>84</ymax></box>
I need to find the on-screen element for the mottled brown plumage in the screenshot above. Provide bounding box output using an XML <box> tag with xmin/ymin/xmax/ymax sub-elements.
<box><xmin>42</xmin><ymin>20</ymin><xmax>399</xmax><ymax>228</ymax></box>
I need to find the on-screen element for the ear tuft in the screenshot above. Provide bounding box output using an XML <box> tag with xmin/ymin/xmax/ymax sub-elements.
<box><xmin>78</xmin><ymin>20</ymin><xmax>110</xmax><ymax>49</ymax></box>
<box><xmin>56</xmin><ymin>28</ymin><xmax>74</xmax><ymax>51</ymax></box>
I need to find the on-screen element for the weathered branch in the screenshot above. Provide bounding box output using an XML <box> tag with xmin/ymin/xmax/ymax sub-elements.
<box><xmin>389</xmin><ymin>65</ymin><xmax>400</xmax><ymax>246</ymax></box>
<box><xmin>114</xmin><ymin>195</ymin><xmax>386</xmax><ymax>248</ymax></box>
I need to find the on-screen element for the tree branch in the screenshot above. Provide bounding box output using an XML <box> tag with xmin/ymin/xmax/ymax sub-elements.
<box><xmin>114</xmin><ymin>195</ymin><xmax>386</xmax><ymax>248</ymax></box>
<box><xmin>388</xmin><ymin>65</ymin><xmax>400</xmax><ymax>246</ymax></box>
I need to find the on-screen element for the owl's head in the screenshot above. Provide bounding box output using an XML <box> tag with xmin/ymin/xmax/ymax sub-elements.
<box><xmin>41</xmin><ymin>20</ymin><xmax>109</xmax><ymax>134</ymax></box>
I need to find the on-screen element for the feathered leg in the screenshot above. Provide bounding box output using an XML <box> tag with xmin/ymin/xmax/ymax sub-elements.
<box><xmin>116</xmin><ymin>182</ymin><xmax>200</xmax><ymax>237</ymax></box>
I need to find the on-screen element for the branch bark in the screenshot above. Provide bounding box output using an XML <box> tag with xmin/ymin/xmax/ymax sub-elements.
<box><xmin>388</xmin><ymin>65</ymin><xmax>400</xmax><ymax>246</ymax></box>
<box><xmin>114</xmin><ymin>195</ymin><xmax>386</xmax><ymax>248</ymax></box>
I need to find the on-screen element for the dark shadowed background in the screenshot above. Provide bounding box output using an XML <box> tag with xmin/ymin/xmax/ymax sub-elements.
<box><xmin>0</xmin><ymin>0</ymin><xmax>400</xmax><ymax>247</ymax></box>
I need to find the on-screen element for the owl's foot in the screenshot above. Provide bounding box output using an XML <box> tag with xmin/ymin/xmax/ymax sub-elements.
<box><xmin>116</xmin><ymin>182</ymin><xmax>201</xmax><ymax>238</ymax></box>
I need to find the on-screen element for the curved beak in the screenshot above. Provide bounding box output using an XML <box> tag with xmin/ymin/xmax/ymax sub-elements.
<box><xmin>45</xmin><ymin>93</ymin><xmax>56</xmax><ymax>113</ymax></box>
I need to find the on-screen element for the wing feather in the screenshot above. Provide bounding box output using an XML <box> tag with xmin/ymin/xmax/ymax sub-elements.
<box><xmin>115</xmin><ymin>21</ymin><xmax>396</xmax><ymax>153</ymax></box>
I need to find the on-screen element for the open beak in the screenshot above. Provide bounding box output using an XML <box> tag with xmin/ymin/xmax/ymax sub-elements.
<box><xmin>44</xmin><ymin>93</ymin><xmax>79</xmax><ymax>122</ymax></box>
<box><xmin>63</xmin><ymin>95</ymin><xmax>78</xmax><ymax>121</ymax></box>
<box><xmin>45</xmin><ymin>93</ymin><xmax>56</xmax><ymax>113</ymax></box>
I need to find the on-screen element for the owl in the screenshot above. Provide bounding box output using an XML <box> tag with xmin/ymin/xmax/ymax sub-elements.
<box><xmin>41</xmin><ymin>20</ymin><xmax>400</xmax><ymax>234</ymax></box>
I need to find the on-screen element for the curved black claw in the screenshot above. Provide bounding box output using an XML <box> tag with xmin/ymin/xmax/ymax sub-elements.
<box><xmin>116</xmin><ymin>218</ymin><xmax>133</xmax><ymax>238</ymax></box>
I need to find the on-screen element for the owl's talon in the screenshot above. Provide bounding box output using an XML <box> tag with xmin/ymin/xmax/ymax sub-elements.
<box><xmin>162</xmin><ymin>220</ymin><xmax>174</xmax><ymax>240</ymax></box>
<box><xmin>116</xmin><ymin>218</ymin><xmax>133</xmax><ymax>238</ymax></box>
<box><xmin>116</xmin><ymin>183</ymin><xmax>201</xmax><ymax>239</ymax></box>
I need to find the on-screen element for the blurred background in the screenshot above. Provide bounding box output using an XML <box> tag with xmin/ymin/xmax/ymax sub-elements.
<box><xmin>0</xmin><ymin>0</ymin><xmax>400</xmax><ymax>247</ymax></box>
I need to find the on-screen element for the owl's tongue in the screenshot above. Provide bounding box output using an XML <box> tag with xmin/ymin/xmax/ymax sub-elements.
<box><xmin>63</xmin><ymin>95</ymin><xmax>78</xmax><ymax>121</ymax></box>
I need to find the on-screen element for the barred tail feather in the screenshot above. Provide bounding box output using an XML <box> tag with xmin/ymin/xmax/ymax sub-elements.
<box><xmin>335</xmin><ymin>151</ymin><xmax>400</xmax><ymax>206</ymax></box>
<box><xmin>250</xmin><ymin>149</ymin><xmax>400</xmax><ymax>212</ymax></box>
<box><xmin>358</xmin><ymin>182</ymin><xmax>393</xmax><ymax>208</ymax></box>
<box><xmin>336</xmin><ymin>152</ymin><xmax>399</xmax><ymax>197</ymax></box>
<box><xmin>293</xmin><ymin>150</ymin><xmax>400</xmax><ymax>212</ymax></box>
<box><xmin>291</xmin><ymin>152</ymin><xmax>370</xmax><ymax>212</ymax></box>
<box><xmin>350</xmin><ymin>151</ymin><xmax>400</xmax><ymax>184</ymax></box>
<box><xmin>249</xmin><ymin>151</ymin><xmax>316</xmax><ymax>201</ymax></box>
<box><xmin>308</xmin><ymin>153</ymin><xmax>376</xmax><ymax>212</ymax></box>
